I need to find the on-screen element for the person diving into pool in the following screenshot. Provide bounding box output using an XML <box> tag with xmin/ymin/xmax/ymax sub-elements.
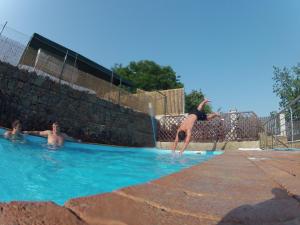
<box><xmin>24</xmin><ymin>122</ymin><xmax>78</xmax><ymax>147</ymax></box>
<box><xmin>4</xmin><ymin>119</ymin><xmax>25</xmax><ymax>141</ymax></box>
<box><xmin>172</xmin><ymin>99</ymin><xmax>222</xmax><ymax>154</ymax></box>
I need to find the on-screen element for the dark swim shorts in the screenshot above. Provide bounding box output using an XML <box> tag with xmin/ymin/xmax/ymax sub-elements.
<box><xmin>189</xmin><ymin>109</ymin><xmax>207</xmax><ymax>121</ymax></box>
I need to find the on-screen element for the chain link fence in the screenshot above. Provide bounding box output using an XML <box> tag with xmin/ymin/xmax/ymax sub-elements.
<box><xmin>260</xmin><ymin>96</ymin><xmax>300</xmax><ymax>150</ymax></box>
<box><xmin>0</xmin><ymin>23</ymin><xmax>30</xmax><ymax>66</ymax></box>
<box><xmin>157</xmin><ymin>111</ymin><xmax>260</xmax><ymax>142</ymax></box>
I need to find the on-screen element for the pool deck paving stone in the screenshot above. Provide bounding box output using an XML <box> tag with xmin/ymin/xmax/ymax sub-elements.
<box><xmin>0</xmin><ymin>202</ymin><xmax>88</xmax><ymax>225</ymax></box>
<box><xmin>0</xmin><ymin>150</ymin><xmax>300</xmax><ymax>225</ymax></box>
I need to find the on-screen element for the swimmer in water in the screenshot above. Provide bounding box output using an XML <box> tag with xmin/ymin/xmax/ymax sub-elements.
<box><xmin>172</xmin><ymin>99</ymin><xmax>223</xmax><ymax>154</ymax></box>
<box><xmin>24</xmin><ymin>122</ymin><xmax>78</xmax><ymax>147</ymax></box>
<box><xmin>4</xmin><ymin>120</ymin><xmax>24</xmax><ymax>141</ymax></box>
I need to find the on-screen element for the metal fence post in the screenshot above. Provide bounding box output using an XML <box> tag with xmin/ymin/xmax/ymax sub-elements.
<box><xmin>33</xmin><ymin>48</ymin><xmax>41</xmax><ymax>70</ymax></box>
<box><xmin>118</xmin><ymin>77</ymin><xmax>122</xmax><ymax>104</ymax></box>
<box><xmin>110</xmin><ymin>71</ymin><xmax>114</xmax><ymax>101</ymax></box>
<box><xmin>71</xmin><ymin>53</ymin><xmax>78</xmax><ymax>87</ymax></box>
<box><xmin>59</xmin><ymin>50</ymin><xmax>68</xmax><ymax>85</ymax></box>
<box><xmin>265</xmin><ymin>127</ymin><xmax>267</xmax><ymax>150</ymax></box>
<box><xmin>290</xmin><ymin>107</ymin><xmax>294</xmax><ymax>148</ymax></box>
<box><xmin>0</xmin><ymin>21</ymin><xmax>7</xmax><ymax>36</ymax></box>
<box><xmin>275</xmin><ymin>115</ymin><xmax>277</xmax><ymax>135</ymax></box>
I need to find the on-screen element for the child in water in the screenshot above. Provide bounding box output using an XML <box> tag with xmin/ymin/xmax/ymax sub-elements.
<box><xmin>4</xmin><ymin>120</ymin><xmax>24</xmax><ymax>141</ymax></box>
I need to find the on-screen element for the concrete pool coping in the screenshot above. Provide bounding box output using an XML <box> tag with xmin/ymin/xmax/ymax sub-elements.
<box><xmin>0</xmin><ymin>150</ymin><xmax>299</xmax><ymax>225</ymax></box>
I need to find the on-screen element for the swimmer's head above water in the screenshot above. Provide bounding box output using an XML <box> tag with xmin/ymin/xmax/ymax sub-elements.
<box><xmin>52</xmin><ymin>122</ymin><xmax>60</xmax><ymax>134</ymax></box>
<box><xmin>12</xmin><ymin>120</ymin><xmax>22</xmax><ymax>133</ymax></box>
<box><xmin>4</xmin><ymin>119</ymin><xmax>24</xmax><ymax>140</ymax></box>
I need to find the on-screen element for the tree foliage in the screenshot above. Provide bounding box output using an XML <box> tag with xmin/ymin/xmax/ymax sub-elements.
<box><xmin>273</xmin><ymin>63</ymin><xmax>300</xmax><ymax>120</ymax></box>
<box><xmin>185</xmin><ymin>90</ymin><xmax>212</xmax><ymax>114</ymax></box>
<box><xmin>112</xmin><ymin>60</ymin><xmax>183</xmax><ymax>91</ymax></box>
<box><xmin>113</xmin><ymin>60</ymin><xmax>213</xmax><ymax>114</ymax></box>
<box><xmin>273</xmin><ymin>63</ymin><xmax>300</xmax><ymax>108</ymax></box>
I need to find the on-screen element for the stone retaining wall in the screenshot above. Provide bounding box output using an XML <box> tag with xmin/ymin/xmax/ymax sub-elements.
<box><xmin>0</xmin><ymin>62</ymin><xmax>154</xmax><ymax>147</ymax></box>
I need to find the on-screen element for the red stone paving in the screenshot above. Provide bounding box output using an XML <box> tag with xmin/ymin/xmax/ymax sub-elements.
<box><xmin>1</xmin><ymin>150</ymin><xmax>300</xmax><ymax>225</ymax></box>
<box><xmin>0</xmin><ymin>202</ymin><xmax>88</xmax><ymax>225</ymax></box>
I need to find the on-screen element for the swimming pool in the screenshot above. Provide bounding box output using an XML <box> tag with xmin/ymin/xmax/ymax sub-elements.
<box><xmin>0</xmin><ymin>128</ymin><xmax>222</xmax><ymax>205</ymax></box>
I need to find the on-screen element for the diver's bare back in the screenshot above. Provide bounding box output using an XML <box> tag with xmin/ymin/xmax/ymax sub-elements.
<box><xmin>179</xmin><ymin>114</ymin><xmax>197</xmax><ymax>131</ymax></box>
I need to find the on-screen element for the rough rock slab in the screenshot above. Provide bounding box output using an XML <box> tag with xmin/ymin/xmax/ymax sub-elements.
<box><xmin>0</xmin><ymin>201</ymin><xmax>87</xmax><ymax>225</ymax></box>
<box><xmin>66</xmin><ymin>193</ymin><xmax>216</xmax><ymax>225</ymax></box>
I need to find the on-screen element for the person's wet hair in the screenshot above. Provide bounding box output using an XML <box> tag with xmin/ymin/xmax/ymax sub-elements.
<box><xmin>178</xmin><ymin>131</ymin><xmax>186</xmax><ymax>141</ymax></box>
<box><xmin>52</xmin><ymin>121</ymin><xmax>61</xmax><ymax>133</ymax></box>
<box><xmin>12</xmin><ymin>120</ymin><xmax>21</xmax><ymax>129</ymax></box>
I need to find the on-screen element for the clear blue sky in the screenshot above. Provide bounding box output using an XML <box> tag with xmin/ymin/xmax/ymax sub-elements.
<box><xmin>1</xmin><ymin>0</ymin><xmax>300</xmax><ymax>116</ymax></box>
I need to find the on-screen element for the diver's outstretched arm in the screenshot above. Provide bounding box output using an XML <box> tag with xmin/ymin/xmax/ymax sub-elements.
<box><xmin>172</xmin><ymin>130</ymin><xmax>179</xmax><ymax>152</ymax></box>
<box><xmin>207</xmin><ymin>112</ymin><xmax>222</xmax><ymax>121</ymax></box>
<box><xmin>197</xmin><ymin>99</ymin><xmax>210</xmax><ymax>111</ymax></box>
<box><xmin>179</xmin><ymin>130</ymin><xmax>191</xmax><ymax>154</ymax></box>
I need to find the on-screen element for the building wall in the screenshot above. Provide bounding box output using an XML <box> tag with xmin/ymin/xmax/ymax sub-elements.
<box><xmin>0</xmin><ymin>62</ymin><xmax>154</xmax><ymax>147</ymax></box>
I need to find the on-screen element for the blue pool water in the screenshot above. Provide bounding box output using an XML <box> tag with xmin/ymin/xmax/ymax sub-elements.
<box><xmin>0</xmin><ymin>128</ymin><xmax>222</xmax><ymax>205</ymax></box>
